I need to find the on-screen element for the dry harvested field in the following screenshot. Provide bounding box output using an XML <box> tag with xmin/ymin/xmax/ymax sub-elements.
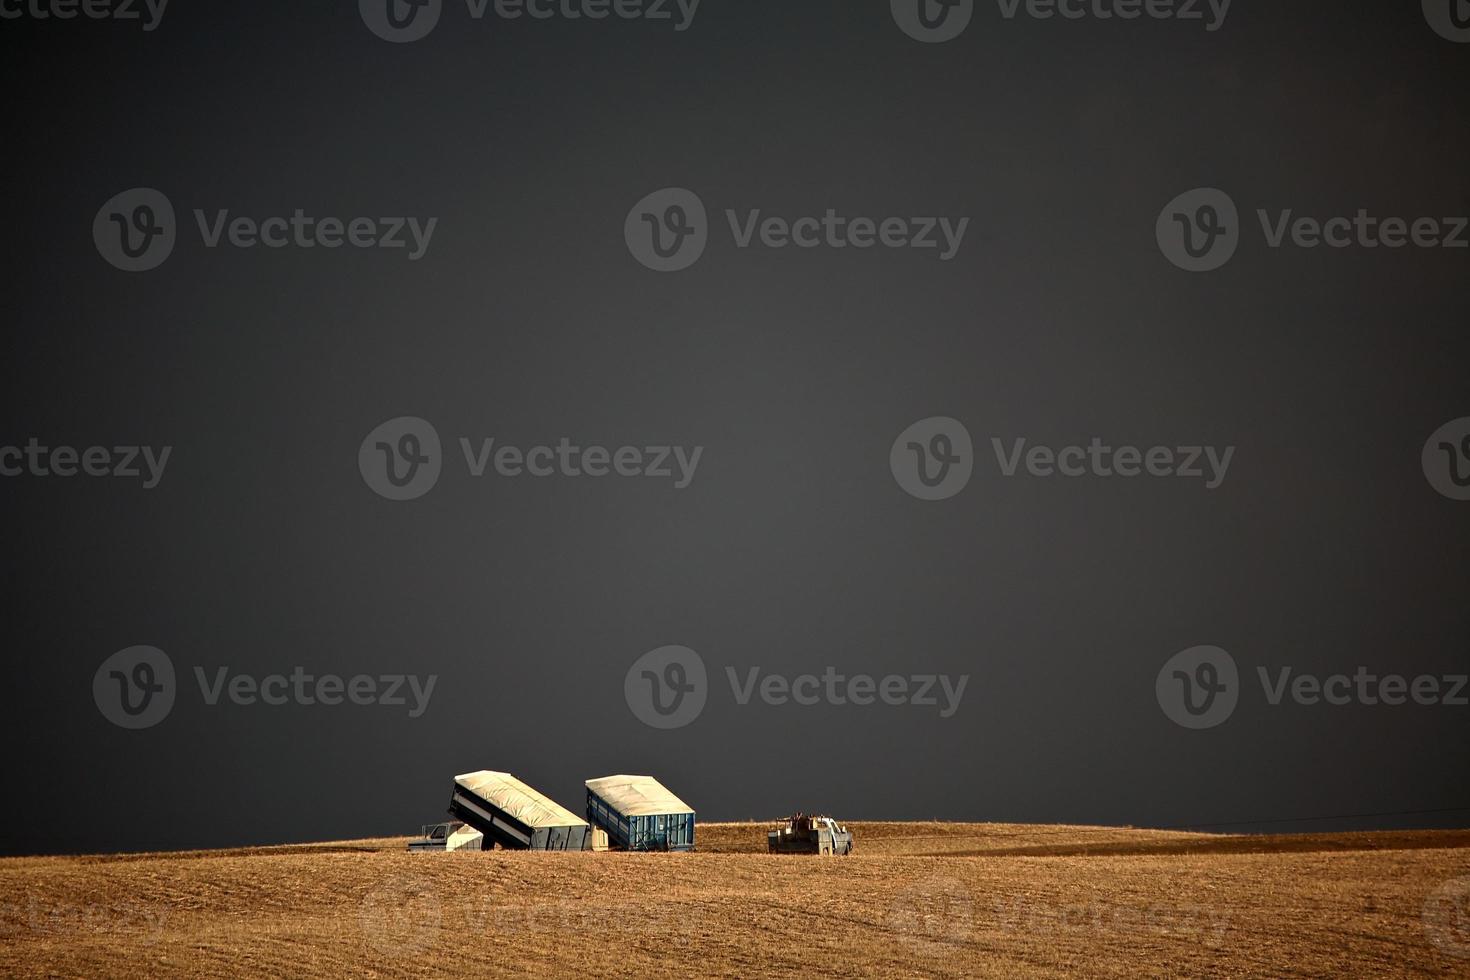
<box><xmin>3</xmin><ymin>822</ymin><xmax>1469</xmax><ymax>978</ymax></box>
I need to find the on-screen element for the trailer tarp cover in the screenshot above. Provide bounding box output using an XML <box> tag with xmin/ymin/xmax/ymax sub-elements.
<box><xmin>445</xmin><ymin>824</ymin><xmax>484</xmax><ymax>851</ymax></box>
<box><xmin>454</xmin><ymin>771</ymin><xmax>588</xmax><ymax>829</ymax></box>
<box><xmin>585</xmin><ymin>774</ymin><xmax>693</xmax><ymax>816</ymax></box>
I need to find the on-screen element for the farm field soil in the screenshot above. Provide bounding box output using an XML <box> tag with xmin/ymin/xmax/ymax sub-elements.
<box><xmin>2</xmin><ymin>822</ymin><xmax>1467</xmax><ymax>978</ymax></box>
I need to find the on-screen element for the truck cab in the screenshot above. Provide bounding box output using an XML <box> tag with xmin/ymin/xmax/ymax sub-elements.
<box><xmin>767</xmin><ymin>813</ymin><xmax>854</xmax><ymax>855</ymax></box>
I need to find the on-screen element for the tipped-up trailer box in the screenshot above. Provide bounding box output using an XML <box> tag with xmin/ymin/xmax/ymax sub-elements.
<box><xmin>448</xmin><ymin>771</ymin><xmax>592</xmax><ymax>851</ymax></box>
<box><xmin>584</xmin><ymin>774</ymin><xmax>695</xmax><ymax>852</ymax></box>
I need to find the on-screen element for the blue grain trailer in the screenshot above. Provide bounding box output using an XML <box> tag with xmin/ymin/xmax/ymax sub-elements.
<box><xmin>584</xmin><ymin>774</ymin><xmax>695</xmax><ymax>852</ymax></box>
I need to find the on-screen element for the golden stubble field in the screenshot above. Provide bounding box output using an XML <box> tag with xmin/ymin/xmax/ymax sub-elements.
<box><xmin>2</xmin><ymin>822</ymin><xmax>1468</xmax><ymax>978</ymax></box>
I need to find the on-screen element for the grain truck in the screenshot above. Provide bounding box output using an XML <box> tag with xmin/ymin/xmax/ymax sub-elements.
<box><xmin>767</xmin><ymin>813</ymin><xmax>854</xmax><ymax>855</ymax></box>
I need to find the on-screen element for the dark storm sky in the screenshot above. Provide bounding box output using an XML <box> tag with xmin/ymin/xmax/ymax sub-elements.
<box><xmin>1</xmin><ymin>0</ymin><xmax>1466</xmax><ymax>854</ymax></box>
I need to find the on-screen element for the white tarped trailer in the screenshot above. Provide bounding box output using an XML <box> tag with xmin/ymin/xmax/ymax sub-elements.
<box><xmin>448</xmin><ymin>771</ymin><xmax>591</xmax><ymax>851</ymax></box>
<box><xmin>584</xmin><ymin>774</ymin><xmax>695</xmax><ymax>851</ymax></box>
<box><xmin>445</xmin><ymin>824</ymin><xmax>484</xmax><ymax>851</ymax></box>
